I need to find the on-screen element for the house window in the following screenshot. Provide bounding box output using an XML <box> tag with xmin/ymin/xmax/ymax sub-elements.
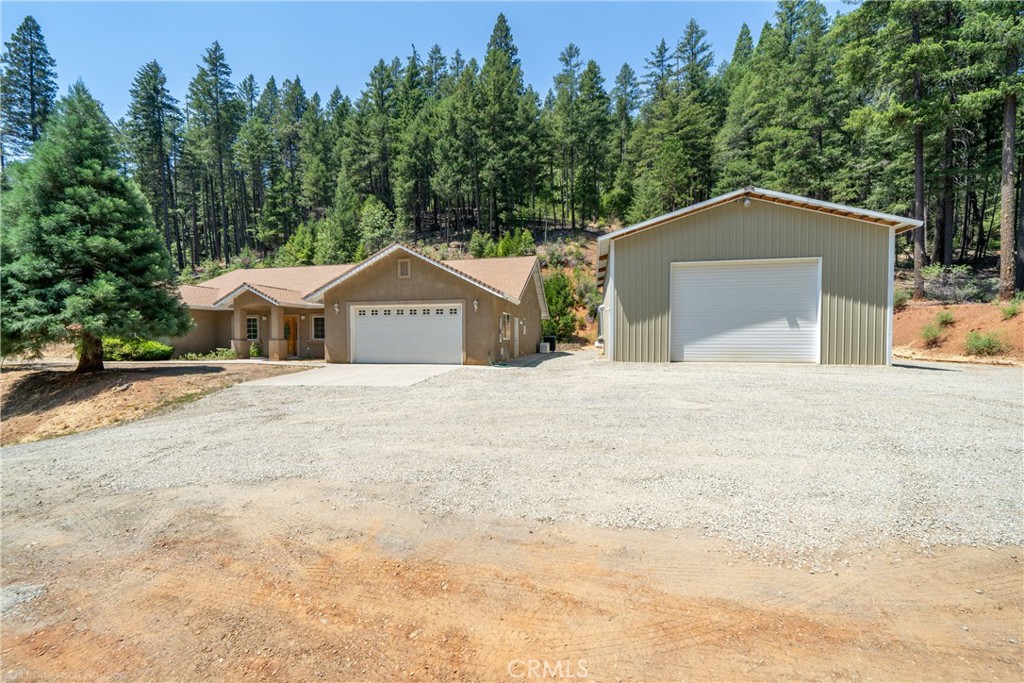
<box><xmin>500</xmin><ymin>313</ymin><xmax>511</xmax><ymax>341</ymax></box>
<box><xmin>312</xmin><ymin>316</ymin><xmax>325</xmax><ymax>340</ymax></box>
<box><xmin>246</xmin><ymin>317</ymin><xmax>259</xmax><ymax>341</ymax></box>
<box><xmin>398</xmin><ymin>258</ymin><xmax>411</xmax><ymax>278</ymax></box>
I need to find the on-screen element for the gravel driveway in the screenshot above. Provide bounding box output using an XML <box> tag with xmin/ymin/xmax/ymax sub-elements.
<box><xmin>3</xmin><ymin>351</ymin><xmax>1021</xmax><ymax>559</ymax></box>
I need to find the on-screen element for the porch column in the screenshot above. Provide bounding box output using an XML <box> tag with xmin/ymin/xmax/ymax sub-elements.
<box><xmin>268</xmin><ymin>304</ymin><xmax>287</xmax><ymax>361</ymax></box>
<box><xmin>230</xmin><ymin>306</ymin><xmax>250</xmax><ymax>358</ymax></box>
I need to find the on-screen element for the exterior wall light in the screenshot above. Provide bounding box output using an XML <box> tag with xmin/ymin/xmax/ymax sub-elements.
<box><xmin>473</xmin><ymin>300</ymin><xmax>479</xmax><ymax>312</ymax></box>
<box><xmin>742</xmin><ymin>197</ymin><xmax>751</xmax><ymax>207</ymax></box>
<box><xmin>333</xmin><ymin>303</ymin><xmax>340</xmax><ymax>314</ymax></box>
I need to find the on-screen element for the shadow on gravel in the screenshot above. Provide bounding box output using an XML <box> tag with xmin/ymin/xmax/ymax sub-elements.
<box><xmin>0</xmin><ymin>365</ymin><xmax>224</xmax><ymax>419</ymax></box>
<box><xmin>892</xmin><ymin>363</ymin><xmax>960</xmax><ymax>373</ymax></box>
<box><xmin>498</xmin><ymin>351</ymin><xmax>572</xmax><ymax>368</ymax></box>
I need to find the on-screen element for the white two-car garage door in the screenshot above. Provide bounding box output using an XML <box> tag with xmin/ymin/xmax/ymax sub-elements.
<box><xmin>351</xmin><ymin>303</ymin><xmax>463</xmax><ymax>364</ymax></box>
<box><xmin>670</xmin><ymin>258</ymin><xmax>821</xmax><ymax>363</ymax></box>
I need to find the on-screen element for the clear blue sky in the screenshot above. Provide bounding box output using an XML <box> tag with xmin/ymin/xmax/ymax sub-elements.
<box><xmin>3</xmin><ymin>1</ymin><xmax>846</xmax><ymax>121</ymax></box>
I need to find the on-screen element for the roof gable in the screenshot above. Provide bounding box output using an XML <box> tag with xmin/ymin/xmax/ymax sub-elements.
<box><xmin>596</xmin><ymin>187</ymin><xmax>922</xmax><ymax>286</ymax></box>
<box><xmin>303</xmin><ymin>243</ymin><xmax>533</xmax><ymax>304</ymax></box>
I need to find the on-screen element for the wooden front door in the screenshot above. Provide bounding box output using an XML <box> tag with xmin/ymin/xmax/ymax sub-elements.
<box><xmin>284</xmin><ymin>316</ymin><xmax>298</xmax><ymax>357</ymax></box>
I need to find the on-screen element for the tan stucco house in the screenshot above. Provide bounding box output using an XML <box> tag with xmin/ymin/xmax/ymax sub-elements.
<box><xmin>597</xmin><ymin>187</ymin><xmax>922</xmax><ymax>365</ymax></box>
<box><xmin>173</xmin><ymin>243</ymin><xmax>548</xmax><ymax>365</ymax></box>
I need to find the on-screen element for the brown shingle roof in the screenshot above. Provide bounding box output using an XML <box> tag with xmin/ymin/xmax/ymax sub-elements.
<box><xmin>178</xmin><ymin>264</ymin><xmax>353</xmax><ymax>308</ymax></box>
<box><xmin>441</xmin><ymin>256</ymin><xmax>539</xmax><ymax>302</ymax></box>
<box><xmin>178</xmin><ymin>247</ymin><xmax>541</xmax><ymax>310</ymax></box>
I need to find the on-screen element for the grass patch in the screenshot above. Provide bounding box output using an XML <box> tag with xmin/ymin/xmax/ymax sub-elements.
<box><xmin>965</xmin><ymin>331</ymin><xmax>1007</xmax><ymax>356</ymax></box>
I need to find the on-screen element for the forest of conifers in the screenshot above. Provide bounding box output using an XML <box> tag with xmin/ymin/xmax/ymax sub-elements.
<box><xmin>1</xmin><ymin>1</ymin><xmax>1021</xmax><ymax>295</ymax></box>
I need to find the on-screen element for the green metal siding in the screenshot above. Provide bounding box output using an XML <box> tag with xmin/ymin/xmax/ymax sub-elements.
<box><xmin>611</xmin><ymin>199</ymin><xmax>891</xmax><ymax>364</ymax></box>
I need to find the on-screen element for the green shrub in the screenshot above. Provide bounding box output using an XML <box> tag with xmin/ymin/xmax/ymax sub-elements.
<box><xmin>1000</xmin><ymin>300</ymin><xmax>1020</xmax><ymax>321</ymax></box>
<box><xmin>919</xmin><ymin>323</ymin><xmax>942</xmax><ymax>348</ymax></box>
<box><xmin>936</xmin><ymin>311</ymin><xmax>954</xmax><ymax>327</ymax></box>
<box><xmin>101</xmin><ymin>336</ymin><xmax>174</xmax><ymax>361</ymax></box>
<box><xmin>249</xmin><ymin>341</ymin><xmax>263</xmax><ymax>358</ymax></box>
<box><xmin>541</xmin><ymin>270</ymin><xmax>581</xmax><ymax>342</ymax></box>
<box><xmin>572</xmin><ymin>267</ymin><xmax>602</xmax><ymax>322</ymax></box>
<box><xmin>893</xmin><ymin>289</ymin><xmax>911</xmax><ymax>312</ymax></box>
<box><xmin>965</xmin><ymin>331</ymin><xmax>1007</xmax><ymax>356</ymax></box>
<box><xmin>178</xmin><ymin>348</ymin><xmax>237</xmax><ymax>361</ymax></box>
<box><xmin>469</xmin><ymin>230</ymin><xmax>493</xmax><ymax>258</ymax></box>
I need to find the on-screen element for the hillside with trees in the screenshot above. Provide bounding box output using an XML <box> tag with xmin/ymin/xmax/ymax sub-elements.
<box><xmin>1</xmin><ymin>1</ymin><xmax>1021</xmax><ymax>300</ymax></box>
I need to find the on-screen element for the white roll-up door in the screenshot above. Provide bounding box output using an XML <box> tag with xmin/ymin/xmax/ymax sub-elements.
<box><xmin>670</xmin><ymin>258</ymin><xmax>821</xmax><ymax>363</ymax></box>
<box><xmin>351</xmin><ymin>303</ymin><xmax>463</xmax><ymax>364</ymax></box>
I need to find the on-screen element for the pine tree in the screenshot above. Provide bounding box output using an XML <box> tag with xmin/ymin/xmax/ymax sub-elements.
<box><xmin>1</xmin><ymin>82</ymin><xmax>191</xmax><ymax>371</ymax></box>
<box><xmin>479</xmin><ymin>14</ymin><xmax>529</xmax><ymax>232</ymax></box>
<box><xmin>676</xmin><ymin>19</ymin><xmax>714</xmax><ymax>97</ymax></box>
<box><xmin>0</xmin><ymin>15</ymin><xmax>58</xmax><ymax>166</ymax></box>
<box><xmin>643</xmin><ymin>39</ymin><xmax>671</xmax><ymax>103</ymax></box>
<box><xmin>553</xmin><ymin>44</ymin><xmax>583</xmax><ymax>229</ymax></box>
<box><xmin>126</xmin><ymin>60</ymin><xmax>182</xmax><ymax>268</ymax></box>
<box><xmin>576</xmin><ymin>60</ymin><xmax>613</xmax><ymax>222</ymax></box>
<box><xmin>298</xmin><ymin>92</ymin><xmax>333</xmax><ymax>219</ymax></box>
<box><xmin>187</xmin><ymin>42</ymin><xmax>243</xmax><ymax>262</ymax></box>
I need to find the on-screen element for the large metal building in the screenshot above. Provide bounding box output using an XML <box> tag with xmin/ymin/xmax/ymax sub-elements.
<box><xmin>596</xmin><ymin>187</ymin><xmax>922</xmax><ymax>365</ymax></box>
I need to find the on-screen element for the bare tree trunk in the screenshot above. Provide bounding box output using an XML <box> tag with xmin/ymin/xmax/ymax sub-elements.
<box><xmin>933</xmin><ymin>128</ymin><xmax>954</xmax><ymax>265</ymax></box>
<box><xmin>999</xmin><ymin>89</ymin><xmax>1017</xmax><ymax>300</ymax></box>
<box><xmin>76</xmin><ymin>333</ymin><xmax>104</xmax><ymax>373</ymax></box>
<box><xmin>911</xmin><ymin>17</ymin><xmax>926</xmax><ymax>299</ymax></box>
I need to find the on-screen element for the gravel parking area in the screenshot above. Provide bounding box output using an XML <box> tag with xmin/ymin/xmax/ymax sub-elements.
<box><xmin>3</xmin><ymin>351</ymin><xmax>1021</xmax><ymax>559</ymax></box>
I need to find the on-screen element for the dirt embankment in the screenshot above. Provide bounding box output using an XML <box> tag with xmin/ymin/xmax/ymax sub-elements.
<box><xmin>0</xmin><ymin>362</ymin><xmax>305</xmax><ymax>446</ymax></box>
<box><xmin>893</xmin><ymin>302</ymin><xmax>1023</xmax><ymax>364</ymax></box>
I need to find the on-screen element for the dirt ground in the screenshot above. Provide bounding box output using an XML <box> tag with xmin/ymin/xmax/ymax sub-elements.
<box><xmin>0</xmin><ymin>361</ymin><xmax>305</xmax><ymax>446</ymax></box>
<box><xmin>1</xmin><ymin>480</ymin><xmax>1020</xmax><ymax>682</ymax></box>
<box><xmin>893</xmin><ymin>302</ymin><xmax>1023</xmax><ymax>363</ymax></box>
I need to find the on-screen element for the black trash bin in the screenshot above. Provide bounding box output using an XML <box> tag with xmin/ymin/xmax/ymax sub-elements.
<box><xmin>542</xmin><ymin>335</ymin><xmax>556</xmax><ymax>352</ymax></box>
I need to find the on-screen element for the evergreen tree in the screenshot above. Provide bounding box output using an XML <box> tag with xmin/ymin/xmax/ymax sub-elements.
<box><xmin>126</xmin><ymin>60</ymin><xmax>182</xmax><ymax>267</ymax></box>
<box><xmin>187</xmin><ymin>41</ymin><xmax>243</xmax><ymax>262</ymax></box>
<box><xmin>676</xmin><ymin>19</ymin><xmax>714</xmax><ymax>96</ymax></box>
<box><xmin>576</xmin><ymin>60</ymin><xmax>613</xmax><ymax>222</ymax></box>
<box><xmin>479</xmin><ymin>14</ymin><xmax>529</xmax><ymax>232</ymax></box>
<box><xmin>1</xmin><ymin>82</ymin><xmax>191</xmax><ymax>371</ymax></box>
<box><xmin>643</xmin><ymin>39</ymin><xmax>671</xmax><ymax>103</ymax></box>
<box><xmin>0</xmin><ymin>15</ymin><xmax>58</xmax><ymax>166</ymax></box>
<box><xmin>298</xmin><ymin>92</ymin><xmax>333</xmax><ymax>218</ymax></box>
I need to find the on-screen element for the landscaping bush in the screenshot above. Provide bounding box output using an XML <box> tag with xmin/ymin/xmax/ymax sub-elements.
<box><xmin>965</xmin><ymin>331</ymin><xmax>1007</xmax><ymax>356</ymax></box>
<box><xmin>249</xmin><ymin>341</ymin><xmax>263</xmax><ymax>358</ymax></box>
<box><xmin>178</xmin><ymin>348</ymin><xmax>237</xmax><ymax>361</ymax></box>
<box><xmin>936</xmin><ymin>311</ymin><xmax>954</xmax><ymax>327</ymax></box>
<box><xmin>919</xmin><ymin>323</ymin><xmax>942</xmax><ymax>348</ymax></box>
<box><xmin>893</xmin><ymin>288</ymin><xmax>911</xmax><ymax>312</ymax></box>
<box><xmin>101</xmin><ymin>336</ymin><xmax>174</xmax><ymax>361</ymax></box>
